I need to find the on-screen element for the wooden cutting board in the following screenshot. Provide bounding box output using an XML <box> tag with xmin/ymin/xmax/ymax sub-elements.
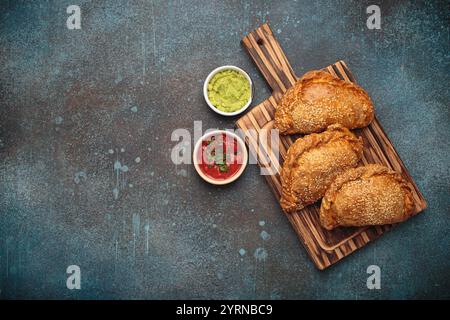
<box><xmin>236</xmin><ymin>23</ymin><xmax>427</xmax><ymax>270</ymax></box>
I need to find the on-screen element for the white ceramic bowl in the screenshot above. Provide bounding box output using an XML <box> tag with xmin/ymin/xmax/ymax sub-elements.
<box><xmin>193</xmin><ymin>130</ymin><xmax>248</xmax><ymax>185</ymax></box>
<box><xmin>203</xmin><ymin>65</ymin><xmax>253</xmax><ymax>116</ymax></box>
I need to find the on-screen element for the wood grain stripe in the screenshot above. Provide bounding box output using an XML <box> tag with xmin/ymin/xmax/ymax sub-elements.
<box><xmin>339</xmin><ymin>60</ymin><xmax>356</xmax><ymax>82</ymax></box>
<box><xmin>335</xmin><ymin>62</ymin><xmax>351</xmax><ymax>82</ymax></box>
<box><xmin>255</xmin><ymin>28</ymin><xmax>282</xmax><ymax>70</ymax></box>
<box><xmin>262</xmin><ymin>24</ymin><xmax>297</xmax><ymax>81</ymax></box>
<box><xmin>256</xmin><ymin>27</ymin><xmax>297</xmax><ymax>86</ymax></box>
<box><xmin>247</xmin><ymin>34</ymin><xmax>287</xmax><ymax>93</ymax></box>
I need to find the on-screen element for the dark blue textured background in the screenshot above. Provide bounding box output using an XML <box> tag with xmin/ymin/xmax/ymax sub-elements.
<box><xmin>0</xmin><ymin>0</ymin><xmax>449</xmax><ymax>299</ymax></box>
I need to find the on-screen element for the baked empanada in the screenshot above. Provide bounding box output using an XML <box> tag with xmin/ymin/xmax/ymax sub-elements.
<box><xmin>280</xmin><ymin>124</ymin><xmax>363</xmax><ymax>214</ymax></box>
<box><xmin>320</xmin><ymin>164</ymin><xmax>415</xmax><ymax>230</ymax></box>
<box><xmin>275</xmin><ymin>70</ymin><xmax>374</xmax><ymax>135</ymax></box>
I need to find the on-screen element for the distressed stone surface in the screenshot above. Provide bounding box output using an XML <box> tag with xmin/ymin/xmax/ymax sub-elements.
<box><xmin>0</xmin><ymin>0</ymin><xmax>449</xmax><ymax>299</ymax></box>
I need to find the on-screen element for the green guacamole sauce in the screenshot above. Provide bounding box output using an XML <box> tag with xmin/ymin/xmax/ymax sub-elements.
<box><xmin>207</xmin><ymin>69</ymin><xmax>251</xmax><ymax>113</ymax></box>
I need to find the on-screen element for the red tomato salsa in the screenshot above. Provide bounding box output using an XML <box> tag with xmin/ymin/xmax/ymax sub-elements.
<box><xmin>198</xmin><ymin>133</ymin><xmax>243</xmax><ymax>180</ymax></box>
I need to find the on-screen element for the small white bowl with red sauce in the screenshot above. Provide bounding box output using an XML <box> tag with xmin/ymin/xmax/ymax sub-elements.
<box><xmin>193</xmin><ymin>130</ymin><xmax>248</xmax><ymax>185</ymax></box>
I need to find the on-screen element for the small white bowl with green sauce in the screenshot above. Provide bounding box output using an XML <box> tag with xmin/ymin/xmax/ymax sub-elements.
<box><xmin>203</xmin><ymin>65</ymin><xmax>253</xmax><ymax>116</ymax></box>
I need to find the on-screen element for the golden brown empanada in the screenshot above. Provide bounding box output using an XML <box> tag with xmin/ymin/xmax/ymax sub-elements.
<box><xmin>320</xmin><ymin>164</ymin><xmax>415</xmax><ymax>230</ymax></box>
<box><xmin>275</xmin><ymin>70</ymin><xmax>374</xmax><ymax>134</ymax></box>
<box><xmin>280</xmin><ymin>124</ymin><xmax>363</xmax><ymax>214</ymax></box>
